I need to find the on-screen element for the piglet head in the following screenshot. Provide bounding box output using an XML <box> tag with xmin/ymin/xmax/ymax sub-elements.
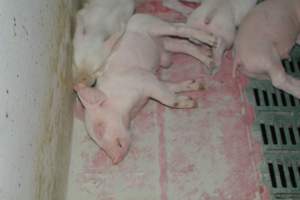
<box><xmin>76</xmin><ymin>86</ymin><xmax>131</xmax><ymax>164</ymax></box>
<box><xmin>73</xmin><ymin>11</ymin><xmax>121</xmax><ymax>86</ymax></box>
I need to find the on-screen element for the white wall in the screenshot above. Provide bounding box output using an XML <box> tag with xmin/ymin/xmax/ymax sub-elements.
<box><xmin>0</xmin><ymin>0</ymin><xmax>76</xmax><ymax>200</ymax></box>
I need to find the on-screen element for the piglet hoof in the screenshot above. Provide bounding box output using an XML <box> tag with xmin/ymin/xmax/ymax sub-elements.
<box><xmin>173</xmin><ymin>96</ymin><xmax>197</xmax><ymax>108</ymax></box>
<box><xmin>185</xmin><ymin>79</ymin><xmax>206</xmax><ymax>91</ymax></box>
<box><xmin>190</xmin><ymin>33</ymin><xmax>217</xmax><ymax>47</ymax></box>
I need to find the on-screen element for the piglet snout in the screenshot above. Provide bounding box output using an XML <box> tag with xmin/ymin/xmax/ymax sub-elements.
<box><xmin>104</xmin><ymin>136</ymin><xmax>131</xmax><ymax>165</ymax></box>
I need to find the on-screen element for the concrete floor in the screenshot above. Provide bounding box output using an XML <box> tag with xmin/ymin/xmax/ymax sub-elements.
<box><xmin>66</xmin><ymin>1</ymin><xmax>269</xmax><ymax>200</ymax></box>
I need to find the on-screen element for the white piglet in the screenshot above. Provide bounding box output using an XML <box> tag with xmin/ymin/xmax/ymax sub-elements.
<box><xmin>73</xmin><ymin>0</ymin><xmax>137</xmax><ymax>85</ymax></box>
<box><xmin>186</xmin><ymin>0</ymin><xmax>257</xmax><ymax>74</ymax></box>
<box><xmin>233</xmin><ymin>0</ymin><xmax>300</xmax><ymax>99</ymax></box>
<box><xmin>75</xmin><ymin>14</ymin><xmax>216</xmax><ymax>164</ymax></box>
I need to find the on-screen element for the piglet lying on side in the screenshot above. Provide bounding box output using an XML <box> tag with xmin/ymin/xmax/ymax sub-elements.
<box><xmin>75</xmin><ymin>14</ymin><xmax>216</xmax><ymax>164</ymax></box>
<box><xmin>186</xmin><ymin>0</ymin><xmax>257</xmax><ymax>74</ymax></box>
<box><xmin>233</xmin><ymin>0</ymin><xmax>300</xmax><ymax>98</ymax></box>
<box><xmin>73</xmin><ymin>0</ymin><xmax>136</xmax><ymax>85</ymax></box>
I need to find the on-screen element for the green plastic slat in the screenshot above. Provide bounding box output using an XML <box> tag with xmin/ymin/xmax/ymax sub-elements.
<box><xmin>253</xmin><ymin>113</ymin><xmax>300</xmax><ymax>151</ymax></box>
<box><xmin>291</xmin><ymin>44</ymin><xmax>300</xmax><ymax>61</ymax></box>
<box><xmin>261</xmin><ymin>153</ymin><xmax>300</xmax><ymax>200</ymax></box>
<box><xmin>246</xmin><ymin>81</ymin><xmax>300</xmax><ymax>112</ymax></box>
<box><xmin>283</xmin><ymin>60</ymin><xmax>300</xmax><ymax>78</ymax></box>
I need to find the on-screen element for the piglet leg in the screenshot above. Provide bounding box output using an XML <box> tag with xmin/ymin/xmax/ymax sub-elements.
<box><xmin>165</xmin><ymin>79</ymin><xmax>205</xmax><ymax>92</ymax></box>
<box><xmin>267</xmin><ymin>49</ymin><xmax>300</xmax><ymax>98</ymax></box>
<box><xmin>173</xmin><ymin>23</ymin><xmax>217</xmax><ymax>47</ymax></box>
<box><xmin>162</xmin><ymin>0</ymin><xmax>194</xmax><ymax>16</ymax></box>
<box><xmin>163</xmin><ymin>37</ymin><xmax>214</xmax><ymax>71</ymax></box>
<box><xmin>210</xmin><ymin>38</ymin><xmax>227</xmax><ymax>75</ymax></box>
<box><xmin>145</xmin><ymin>75</ymin><xmax>204</xmax><ymax>108</ymax></box>
<box><xmin>269</xmin><ymin>64</ymin><xmax>300</xmax><ymax>99</ymax></box>
<box><xmin>145</xmin><ymin>19</ymin><xmax>216</xmax><ymax>47</ymax></box>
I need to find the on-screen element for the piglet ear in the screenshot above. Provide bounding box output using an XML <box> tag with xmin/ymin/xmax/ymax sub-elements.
<box><xmin>77</xmin><ymin>87</ymin><xmax>106</xmax><ymax>108</ymax></box>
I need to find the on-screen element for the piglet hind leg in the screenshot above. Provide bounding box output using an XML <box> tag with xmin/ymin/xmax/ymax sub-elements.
<box><xmin>267</xmin><ymin>49</ymin><xmax>300</xmax><ymax>99</ymax></box>
<box><xmin>145</xmin><ymin>75</ymin><xmax>204</xmax><ymax>108</ymax></box>
<box><xmin>208</xmin><ymin>38</ymin><xmax>228</xmax><ymax>75</ymax></box>
<box><xmin>269</xmin><ymin>65</ymin><xmax>300</xmax><ymax>99</ymax></box>
<box><xmin>163</xmin><ymin>37</ymin><xmax>214</xmax><ymax>71</ymax></box>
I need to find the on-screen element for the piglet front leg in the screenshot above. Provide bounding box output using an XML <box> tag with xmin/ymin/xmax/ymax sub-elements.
<box><xmin>162</xmin><ymin>0</ymin><xmax>194</xmax><ymax>16</ymax></box>
<box><xmin>165</xmin><ymin>79</ymin><xmax>205</xmax><ymax>92</ymax></box>
<box><xmin>131</xmin><ymin>14</ymin><xmax>216</xmax><ymax>47</ymax></box>
<box><xmin>163</xmin><ymin>37</ymin><xmax>214</xmax><ymax>72</ymax></box>
<box><xmin>173</xmin><ymin>23</ymin><xmax>217</xmax><ymax>47</ymax></box>
<box><xmin>144</xmin><ymin>74</ymin><xmax>204</xmax><ymax>108</ymax></box>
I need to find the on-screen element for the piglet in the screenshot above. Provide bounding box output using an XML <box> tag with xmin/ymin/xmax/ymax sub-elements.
<box><xmin>233</xmin><ymin>0</ymin><xmax>300</xmax><ymax>99</ymax></box>
<box><xmin>186</xmin><ymin>0</ymin><xmax>257</xmax><ymax>74</ymax></box>
<box><xmin>75</xmin><ymin>14</ymin><xmax>216</xmax><ymax>164</ymax></box>
<box><xmin>72</xmin><ymin>0</ymin><xmax>137</xmax><ymax>86</ymax></box>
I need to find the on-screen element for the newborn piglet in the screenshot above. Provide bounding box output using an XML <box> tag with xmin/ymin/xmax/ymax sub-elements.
<box><xmin>74</xmin><ymin>14</ymin><xmax>215</xmax><ymax>164</ymax></box>
<box><xmin>187</xmin><ymin>0</ymin><xmax>257</xmax><ymax>74</ymax></box>
<box><xmin>233</xmin><ymin>0</ymin><xmax>300</xmax><ymax>99</ymax></box>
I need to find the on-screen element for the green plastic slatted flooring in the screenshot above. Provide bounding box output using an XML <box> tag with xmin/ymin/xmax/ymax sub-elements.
<box><xmin>246</xmin><ymin>45</ymin><xmax>300</xmax><ymax>200</ymax></box>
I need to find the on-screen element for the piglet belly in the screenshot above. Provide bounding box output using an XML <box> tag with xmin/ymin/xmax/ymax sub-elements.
<box><xmin>244</xmin><ymin>1</ymin><xmax>299</xmax><ymax>56</ymax></box>
<box><xmin>110</xmin><ymin>32</ymin><xmax>162</xmax><ymax>72</ymax></box>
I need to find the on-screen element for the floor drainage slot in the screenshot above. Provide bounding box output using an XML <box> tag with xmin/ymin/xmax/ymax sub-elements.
<box><xmin>254</xmin><ymin>88</ymin><xmax>261</xmax><ymax>106</ymax></box>
<box><xmin>247</xmin><ymin>84</ymin><xmax>300</xmax><ymax>111</ymax></box>
<box><xmin>277</xmin><ymin>163</ymin><xmax>287</xmax><ymax>188</ymax></box>
<box><xmin>268</xmin><ymin>162</ymin><xmax>277</xmax><ymax>188</ymax></box>
<box><xmin>262</xmin><ymin>155</ymin><xmax>300</xmax><ymax>199</ymax></box>
<box><xmin>254</xmin><ymin>113</ymin><xmax>300</xmax><ymax>151</ymax></box>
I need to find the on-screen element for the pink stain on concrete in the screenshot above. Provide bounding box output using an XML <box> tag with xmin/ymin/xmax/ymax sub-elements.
<box><xmin>160</xmin><ymin>50</ymin><xmax>267</xmax><ymax>200</ymax></box>
<box><xmin>157</xmin><ymin>105</ymin><xmax>169</xmax><ymax>200</ymax></box>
